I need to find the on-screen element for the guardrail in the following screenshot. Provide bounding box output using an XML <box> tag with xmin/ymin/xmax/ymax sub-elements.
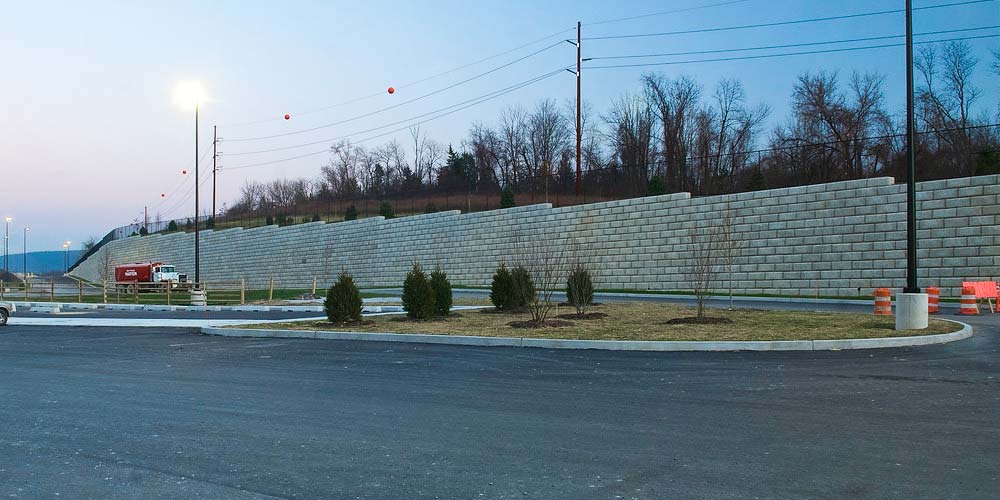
<box><xmin>1</xmin><ymin>278</ymin><xmax>326</xmax><ymax>306</ymax></box>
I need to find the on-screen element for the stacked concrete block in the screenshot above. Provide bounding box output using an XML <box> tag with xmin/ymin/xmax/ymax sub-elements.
<box><xmin>69</xmin><ymin>175</ymin><xmax>1000</xmax><ymax>299</ymax></box>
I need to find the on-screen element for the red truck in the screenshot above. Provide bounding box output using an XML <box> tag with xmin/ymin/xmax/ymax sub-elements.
<box><xmin>114</xmin><ymin>262</ymin><xmax>185</xmax><ymax>291</ymax></box>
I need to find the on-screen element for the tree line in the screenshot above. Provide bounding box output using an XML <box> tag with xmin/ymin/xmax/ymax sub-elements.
<box><xmin>228</xmin><ymin>42</ymin><xmax>1000</xmax><ymax>216</ymax></box>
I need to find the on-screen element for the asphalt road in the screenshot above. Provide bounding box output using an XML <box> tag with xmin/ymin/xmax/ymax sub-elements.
<box><xmin>1</xmin><ymin>312</ymin><xmax>997</xmax><ymax>499</ymax></box>
<box><xmin>14</xmin><ymin>309</ymin><xmax>323</xmax><ymax>321</ymax></box>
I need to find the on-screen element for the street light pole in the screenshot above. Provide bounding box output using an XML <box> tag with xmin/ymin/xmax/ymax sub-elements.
<box><xmin>904</xmin><ymin>0</ymin><xmax>919</xmax><ymax>294</ymax></box>
<box><xmin>3</xmin><ymin>217</ymin><xmax>10</xmax><ymax>273</ymax></box>
<box><xmin>23</xmin><ymin>227</ymin><xmax>28</xmax><ymax>278</ymax></box>
<box><xmin>896</xmin><ymin>0</ymin><xmax>928</xmax><ymax>330</ymax></box>
<box><xmin>194</xmin><ymin>102</ymin><xmax>201</xmax><ymax>285</ymax></box>
<box><xmin>63</xmin><ymin>241</ymin><xmax>71</xmax><ymax>273</ymax></box>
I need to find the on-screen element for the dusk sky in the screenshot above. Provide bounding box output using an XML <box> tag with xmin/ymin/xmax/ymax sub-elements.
<box><xmin>2</xmin><ymin>0</ymin><xmax>997</xmax><ymax>252</ymax></box>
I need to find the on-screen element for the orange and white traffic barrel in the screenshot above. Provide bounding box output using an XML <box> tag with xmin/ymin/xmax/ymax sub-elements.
<box><xmin>927</xmin><ymin>286</ymin><xmax>940</xmax><ymax>314</ymax></box>
<box><xmin>960</xmin><ymin>286</ymin><xmax>979</xmax><ymax>315</ymax></box>
<box><xmin>874</xmin><ymin>288</ymin><xmax>892</xmax><ymax>315</ymax></box>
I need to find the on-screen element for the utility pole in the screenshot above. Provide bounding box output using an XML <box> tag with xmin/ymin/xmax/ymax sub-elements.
<box><xmin>212</xmin><ymin>125</ymin><xmax>218</xmax><ymax>221</ymax></box>
<box><xmin>575</xmin><ymin>20</ymin><xmax>582</xmax><ymax>196</ymax></box>
<box><xmin>144</xmin><ymin>206</ymin><xmax>148</xmax><ymax>233</ymax></box>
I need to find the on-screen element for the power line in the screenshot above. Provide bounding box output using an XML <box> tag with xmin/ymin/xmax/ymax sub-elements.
<box><xmin>226</xmin><ymin>69</ymin><xmax>573</xmax><ymax>157</ymax></box>
<box><xmin>588</xmin><ymin>25</ymin><xmax>999</xmax><ymax>60</ymax></box>
<box><xmin>583</xmin><ymin>0</ymin><xmax>995</xmax><ymax>40</ymax></box>
<box><xmin>584</xmin><ymin>33</ymin><xmax>1000</xmax><ymax>69</ymax></box>
<box><xmin>585</xmin><ymin>0</ymin><xmax>751</xmax><ymax>26</ymax></box>
<box><xmin>224</xmin><ymin>68</ymin><xmax>567</xmax><ymax>171</ymax></box>
<box><xmin>223</xmin><ymin>40</ymin><xmax>564</xmax><ymax>143</ymax></box>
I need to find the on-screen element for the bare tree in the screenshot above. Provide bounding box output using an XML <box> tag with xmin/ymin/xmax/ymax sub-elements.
<box><xmin>644</xmin><ymin>74</ymin><xmax>701</xmax><ymax>191</ymax></box>
<box><xmin>715</xmin><ymin>203</ymin><xmax>745</xmax><ymax>310</ymax></box>
<box><xmin>689</xmin><ymin>225</ymin><xmax>720</xmax><ymax>319</ymax></box>
<box><xmin>97</xmin><ymin>247</ymin><xmax>115</xmax><ymax>283</ymax></box>
<box><xmin>511</xmin><ymin>230</ymin><xmax>568</xmax><ymax>324</ymax></box>
<box><xmin>605</xmin><ymin>92</ymin><xmax>656</xmax><ymax>194</ymax></box>
<box><xmin>499</xmin><ymin>105</ymin><xmax>529</xmax><ymax>187</ymax></box>
<box><xmin>527</xmin><ymin>99</ymin><xmax>572</xmax><ymax>180</ymax></box>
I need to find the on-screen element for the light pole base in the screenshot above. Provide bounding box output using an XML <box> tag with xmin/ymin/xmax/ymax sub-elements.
<box><xmin>895</xmin><ymin>292</ymin><xmax>929</xmax><ymax>331</ymax></box>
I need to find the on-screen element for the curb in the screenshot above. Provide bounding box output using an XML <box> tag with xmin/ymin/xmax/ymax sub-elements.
<box><xmin>200</xmin><ymin>319</ymin><xmax>973</xmax><ymax>352</ymax></box>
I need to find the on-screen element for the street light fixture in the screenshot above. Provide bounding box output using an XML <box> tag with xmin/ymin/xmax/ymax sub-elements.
<box><xmin>62</xmin><ymin>241</ymin><xmax>71</xmax><ymax>273</ymax></box>
<box><xmin>174</xmin><ymin>80</ymin><xmax>206</xmax><ymax>285</ymax></box>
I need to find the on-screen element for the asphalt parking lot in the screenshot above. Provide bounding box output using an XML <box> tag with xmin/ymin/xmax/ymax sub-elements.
<box><xmin>1</xmin><ymin>313</ymin><xmax>997</xmax><ymax>499</ymax></box>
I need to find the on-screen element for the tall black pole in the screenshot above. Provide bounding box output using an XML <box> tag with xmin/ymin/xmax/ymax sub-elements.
<box><xmin>212</xmin><ymin>125</ymin><xmax>217</xmax><ymax>221</ymax></box>
<box><xmin>22</xmin><ymin>227</ymin><xmax>27</xmax><ymax>278</ymax></box>
<box><xmin>904</xmin><ymin>0</ymin><xmax>919</xmax><ymax>293</ymax></box>
<box><xmin>194</xmin><ymin>104</ymin><xmax>201</xmax><ymax>284</ymax></box>
<box><xmin>575</xmin><ymin>20</ymin><xmax>582</xmax><ymax>196</ymax></box>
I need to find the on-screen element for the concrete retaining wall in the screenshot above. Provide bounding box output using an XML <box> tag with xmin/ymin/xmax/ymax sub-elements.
<box><xmin>70</xmin><ymin>175</ymin><xmax>1000</xmax><ymax>298</ymax></box>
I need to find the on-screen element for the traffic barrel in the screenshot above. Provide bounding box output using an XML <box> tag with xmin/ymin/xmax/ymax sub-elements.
<box><xmin>927</xmin><ymin>286</ymin><xmax>940</xmax><ymax>314</ymax></box>
<box><xmin>960</xmin><ymin>286</ymin><xmax>979</xmax><ymax>315</ymax></box>
<box><xmin>874</xmin><ymin>288</ymin><xmax>892</xmax><ymax>315</ymax></box>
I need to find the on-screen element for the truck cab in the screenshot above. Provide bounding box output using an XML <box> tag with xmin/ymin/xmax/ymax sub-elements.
<box><xmin>151</xmin><ymin>264</ymin><xmax>180</xmax><ymax>284</ymax></box>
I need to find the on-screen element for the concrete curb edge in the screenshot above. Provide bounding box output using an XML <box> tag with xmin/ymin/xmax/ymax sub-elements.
<box><xmin>200</xmin><ymin>319</ymin><xmax>973</xmax><ymax>351</ymax></box>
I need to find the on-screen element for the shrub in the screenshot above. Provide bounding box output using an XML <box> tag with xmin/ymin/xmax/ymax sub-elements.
<box><xmin>312</xmin><ymin>214</ymin><xmax>321</xmax><ymax>222</ymax></box>
<box><xmin>265</xmin><ymin>215</ymin><xmax>274</xmax><ymax>226</ymax></box>
<box><xmin>647</xmin><ymin>176</ymin><xmax>666</xmax><ymax>196</ymax></box>
<box><xmin>325</xmin><ymin>271</ymin><xmax>363</xmax><ymax>323</ymax></box>
<box><xmin>205</xmin><ymin>217</ymin><xmax>215</xmax><ymax>229</ymax></box>
<box><xmin>379</xmin><ymin>201</ymin><xmax>395</xmax><ymax>219</ymax></box>
<box><xmin>167</xmin><ymin>220</ymin><xmax>178</xmax><ymax>231</ymax></box>
<box><xmin>344</xmin><ymin>205</ymin><xmax>358</xmax><ymax>221</ymax></box>
<box><xmin>566</xmin><ymin>263</ymin><xmax>594</xmax><ymax>315</ymax></box>
<box><xmin>424</xmin><ymin>202</ymin><xmax>439</xmax><ymax>214</ymax></box>
<box><xmin>430</xmin><ymin>266</ymin><xmax>452</xmax><ymax>316</ymax></box>
<box><xmin>510</xmin><ymin>266</ymin><xmax>535</xmax><ymax>309</ymax></box>
<box><xmin>402</xmin><ymin>263</ymin><xmax>435</xmax><ymax>319</ymax></box>
<box><xmin>500</xmin><ymin>186</ymin><xmax>516</xmax><ymax>208</ymax></box>
<box><xmin>489</xmin><ymin>262</ymin><xmax>514</xmax><ymax>311</ymax></box>
<box><xmin>138</xmin><ymin>227</ymin><xmax>149</xmax><ymax>236</ymax></box>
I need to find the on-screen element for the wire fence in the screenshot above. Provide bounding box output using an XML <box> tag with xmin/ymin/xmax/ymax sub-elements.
<box><xmin>1</xmin><ymin>278</ymin><xmax>328</xmax><ymax>306</ymax></box>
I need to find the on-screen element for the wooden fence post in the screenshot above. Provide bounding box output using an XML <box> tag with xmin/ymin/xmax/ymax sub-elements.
<box><xmin>268</xmin><ymin>277</ymin><xmax>274</xmax><ymax>302</ymax></box>
<box><xmin>103</xmin><ymin>281</ymin><xmax>108</xmax><ymax>304</ymax></box>
<box><xmin>50</xmin><ymin>281</ymin><xmax>55</xmax><ymax>302</ymax></box>
<box><xmin>166</xmin><ymin>281</ymin><xmax>171</xmax><ymax>306</ymax></box>
<box><xmin>240</xmin><ymin>279</ymin><xmax>246</xmax><ymax>305</ymax></box>
<box><xmin>312</xmin><ymin>277</ymin><xmax>317</xmax><ymax>296</ymax></box>
<box><xmin>1</xmin><ymin>280</ymin><xmax>4</xmax><ymax>300</ymax></box>
<box><xmin>78</xmin><ymin>280</ymin><xmax>83</xmax><ymax>303</ymax></box>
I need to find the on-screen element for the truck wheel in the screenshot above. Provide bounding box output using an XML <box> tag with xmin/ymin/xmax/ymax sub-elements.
<box><xmin>0</xmin><ymin>309</ymin><xmax>8</xmax><ymax>326</ymax></box>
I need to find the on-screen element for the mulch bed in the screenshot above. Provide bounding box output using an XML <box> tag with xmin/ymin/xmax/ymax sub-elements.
<box><xmin>553</xmin><ymin>312</ymin><xmax>609</xmax><ymax>320</ymax></box>
<box><xmin>327</xmin><ymin>319</ymin><xmax>375</xmax><ymax>328</ymax></box>
<box><xmin>479</xmin><ymin>307</ymin><xmax>528</xmax><ymax>315</ymax></box>
<box><xmin>507</xmin><ymin>319</ymin><xmax>574</xmax><ymax>329</ymax></box>
<box><xmin>557</xmin><ymin>302</ymin><xmax>602</xmax><ymax>307</ymax></box>
<box><xmin>665</xmin><ymin>317</ymin><xmax>733</xmax><ymax>325</ymax></box>
<box><xmin>389</xmin><ymin>313</ymin><xmax>461</xmax><ymax>323</ymax></box>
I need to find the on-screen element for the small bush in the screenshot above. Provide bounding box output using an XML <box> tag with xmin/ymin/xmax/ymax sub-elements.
<box><xmin>500</xmin><ymin>186</ymin><xmax>516</xmax><ymax>208</ymax></box>
<box><xmin>489</xmin><ymin>263</ymin><xmax>514</xmax><ymax>311</ymax></box>
<box><xmin>424</xmin><ymin>202</ymin><xmax>439</xmax><ymax>214</ymax></box>
<box><xmin>647</xmin><ymin>176</ymin><xmax>666</xmax><ymax>196</ymax></box>
<box><xmin>402</xmin><ymin>263</ymin><xmax>435</xmax><ymax>319</ymax></box>
<box><xmin>510</xmin><ymin>266</ymin><xmax>535</xmax><ymax>309</ymax></box>
<box><xmin>265</xmin><ymin>216</ymin><xmax>274</xmax><ymax>226</ymax></box>
<box><xmin>312</xmin><ymin>214</ymin><xmax>321</xmax><ymax>222</ymax></box>
<box><xmin>325</xmin><ymin>271</ymin><xmax>363</xmax><ymax>323</ymax></box>
<box><xmin>205</xmin><ymin>217</ymin><xmax>215</xmax><ymax>229</ymax></box>
<box><xmin>379</xmin><ymin>201</ymin><xmax>395</xmax><ymax>219</ymax></box>
<box><xmin>138</xmin><ymin>227</ymin><xmax>149</xmax><ymax>236</ymax></box>
<box><xmin>430</xmin><ymin>266</ymin><xmax>452</xmax><ymax>316</ymax></box>
<box><xmin>566</xmin><ymin>263</ymin><xmax>594</xmax><ymax>315</ymax></box>
<box><xmin>167</xmin><ymin>220</ymin><xmax>178</xmax><ymax>231</ymax></box>
<box><xmin>344</xmin><ymin>205</ymin><xmax>358</xmax><ymax>221</ymax></box>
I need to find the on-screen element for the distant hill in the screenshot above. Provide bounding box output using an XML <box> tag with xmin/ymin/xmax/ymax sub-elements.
<box><xmin>1</xmin><ymin>250</ymin><xmax>83</xmax><ymax>275</ymax></box>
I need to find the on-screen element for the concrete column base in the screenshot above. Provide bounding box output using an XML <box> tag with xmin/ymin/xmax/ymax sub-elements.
<box><xmin>895</xmin><ymin>293</ymin><xmax>929</xmax><ymax>331</ymax></box>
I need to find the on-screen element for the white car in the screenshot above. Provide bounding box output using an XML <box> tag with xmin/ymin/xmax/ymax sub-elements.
<box><xmin>0</xmin><ymin>301</ymin><xmax>14</xmax><ymax>326</ymax></box>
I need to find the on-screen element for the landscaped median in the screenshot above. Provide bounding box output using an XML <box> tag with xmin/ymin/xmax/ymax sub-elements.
<box><xmin>205</xmin><ymin>302</ymin><xmax>974</xmax><ymax>351</ymax></box>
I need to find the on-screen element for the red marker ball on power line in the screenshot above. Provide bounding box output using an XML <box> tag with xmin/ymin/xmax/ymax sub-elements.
<box><xmin>161</xmin><ymin>193</ymin><xmax>165</xmax><ymax>198</ymax></box>
<box><xmin>387</xmin><ymin>86</ymin><xmax>395</xmax><ymax>94</ymax></box>
<box><xmin>182</xmin><ymin>169</ymin><xmax>187</xmax><ymax>175</ymax></box>
<box><xmin>284</xmin><ymin>114</ymin><xmax>290</xmax><ymax>120</ymax></box>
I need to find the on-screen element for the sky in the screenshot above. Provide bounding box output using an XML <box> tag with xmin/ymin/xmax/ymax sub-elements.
<box><xmin>1</xmin><ymin>0</ymin><xmax>998</xmax><ymax>251</ymax></box>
